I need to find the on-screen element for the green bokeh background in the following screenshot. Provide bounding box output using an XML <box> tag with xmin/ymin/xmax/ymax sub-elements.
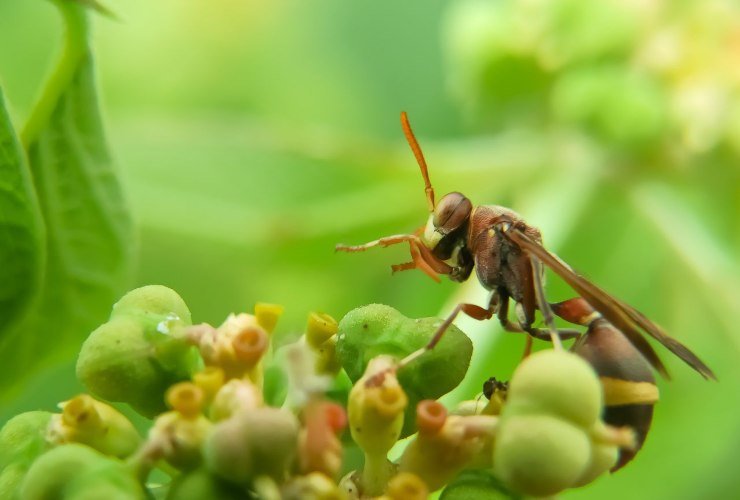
<box><xmin>1</xmin><ymin>0</ymin><xmax>739</xmax><ymax>498</ymax></box>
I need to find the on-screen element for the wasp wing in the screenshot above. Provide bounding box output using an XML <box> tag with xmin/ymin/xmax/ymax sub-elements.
<box><xmin>506</xmin><ymin>227</ymin><xmax>716</xmax><ymax>380</ymax></box>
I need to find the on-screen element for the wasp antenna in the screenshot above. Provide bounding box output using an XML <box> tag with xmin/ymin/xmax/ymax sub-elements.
<box><xmin>400</xmin><ymin>111</ymin><xmax>435</xmax><ymax>212</ymax></box>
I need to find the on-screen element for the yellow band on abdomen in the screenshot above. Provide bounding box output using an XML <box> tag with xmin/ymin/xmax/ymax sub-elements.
<box><xmin>601</xmin><ymin>376</ymin><xmax>660</xmax><ymax>406</ymax></box>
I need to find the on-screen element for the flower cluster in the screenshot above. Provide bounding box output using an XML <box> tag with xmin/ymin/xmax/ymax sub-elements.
<box><xmin>1</xmin><ymin>285</ymin><xmax>637</xmax><ymax>499</ymax></box>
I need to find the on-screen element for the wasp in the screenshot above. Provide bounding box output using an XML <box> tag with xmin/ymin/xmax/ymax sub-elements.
<box><xmin>337</xmin><ymin>112</ymin><xmax>715</xmax><ymax>469</ymax></box>
<box><xmin>336</xmin><ymin>112</ymin><xmax>715</xmax><ymax>381</ymax></box>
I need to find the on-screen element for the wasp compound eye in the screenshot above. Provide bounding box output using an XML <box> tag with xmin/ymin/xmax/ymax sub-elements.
<box><xmin>432</xmin><ymin>192</ymin><xmax>472</xmax><ymax>235</ymax></box>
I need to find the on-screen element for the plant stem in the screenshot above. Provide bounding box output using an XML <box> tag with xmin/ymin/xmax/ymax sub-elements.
<box><xmin>21</xmin><ymin>1</ymin><xmax>89</xmax><ymax>149</ymax></box>
<box><xmin>362</xmin><ymin>452</ymin><xmax>393</xmax><ymax>497</ymax></box>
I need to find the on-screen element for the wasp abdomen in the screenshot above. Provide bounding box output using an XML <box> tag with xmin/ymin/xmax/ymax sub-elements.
<box><xmin>574</xmin><ymin>318</ymin><xmax>658</xmax><ymax>471</ymax></box>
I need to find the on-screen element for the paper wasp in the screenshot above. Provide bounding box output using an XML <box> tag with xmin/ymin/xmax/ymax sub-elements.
<box><xmin>336</xmin><ymin>112</ymin><xmax>715</xmax><ymax>382</ymax></box>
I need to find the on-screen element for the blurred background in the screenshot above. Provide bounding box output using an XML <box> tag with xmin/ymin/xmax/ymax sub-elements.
<box><xmin>1</xmin><ymin>0</ymin><xmax>739</xmax><ymax>498</ymax></box>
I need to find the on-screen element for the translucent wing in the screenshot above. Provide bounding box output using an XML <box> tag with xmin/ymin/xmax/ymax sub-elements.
<box><xmin>506</xmin><ymin>227</ymin><xmax>716</xmax><ymax>380</ymax></box>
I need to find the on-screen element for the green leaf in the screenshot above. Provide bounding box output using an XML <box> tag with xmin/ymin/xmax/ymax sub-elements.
<box><xmin>0</xmin><ymin>3</ymin><xmax>133</xmax><ymax>398</ymax></box>
<box><xmin>0</xmin><ymin>89</ymin><xmax>45</xmax><ymax>336</ymax></box>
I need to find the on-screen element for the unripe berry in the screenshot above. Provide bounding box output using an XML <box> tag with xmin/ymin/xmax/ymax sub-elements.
<box><xmin>337</xmin><ymin>304</ymin><xmax>472</xmax><ymax>436</ymax></box>
<box><xmin>493</xmin><ymin>414</ymin><xmax>591</xmax><ymax>497</ymax></box>
<box><xmin>506</xmin><ymin>349</ymin><xmax>602</xmax><ymax>428</ymax></box>
<box><xmin>76</xmin><ymin>286</ymin><xmax>198</xmax><ymax>418</ymax></box>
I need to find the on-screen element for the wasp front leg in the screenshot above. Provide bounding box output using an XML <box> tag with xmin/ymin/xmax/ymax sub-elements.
<box><xmin>337</xmin><ymin>233</ymin><xmax>452</xmax><ymax>282</ymax></box>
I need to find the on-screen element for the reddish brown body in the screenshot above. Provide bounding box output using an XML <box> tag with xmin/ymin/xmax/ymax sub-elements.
<box><xmin>336</xmin><ymin>111</ymin><xmax>714</xmax><ymax>471</ymax></box>
<box><xmin>467</xmin><ymin>206</ymin><xmax>542</xmax><ymax>327</ymax></box>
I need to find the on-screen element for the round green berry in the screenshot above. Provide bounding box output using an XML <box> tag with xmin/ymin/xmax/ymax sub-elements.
<box><xmin>506</xmin><ymin>349</ymin><xmax>602</xmax><ymax>428</ymax></box>
<box><xmin>493</xmin><ymin>414</ymin><xmax>590</xmax><ymax>497</ymax></box>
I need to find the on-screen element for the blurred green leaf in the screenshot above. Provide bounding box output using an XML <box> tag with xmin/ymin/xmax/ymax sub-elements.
<box><xmin>0</xmin><ymin>89</ymin><xmax>44</xmax><ymax>336</ymax></box>
<box><xmin>0</xmin><ymin>3</ymin><xmax>133</xmax><ymax>399</ymax></box>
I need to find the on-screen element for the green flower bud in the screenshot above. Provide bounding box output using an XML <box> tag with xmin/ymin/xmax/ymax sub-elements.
<box><xmin>167</xmin><ymin>468</ymin><xmax>245</xmax><ymax>500</ymax></box>
<box><xmin>48</xmin><ymin>395</ymin><xmax>141</xmax><ymax>458</ymax></box>
<box><xmin>0</xmin><ymin>411</ymin><xmax>52</xmax><ymax>468</ymax></box>
<box><xmin>337</xmin><ymin>304</ymin><xmax>472</xmax><ymax>435</ymax></box>
<box><xmin>439</xmin><ymin>469</ymin><xmax>519</xmax><ymax>500</ymax></box>
<box><xmin>19</xmin><ymin>444</ymin><xmax>144</xmax><ymax>500</ymax></box>
<box><xmin>209</xmin><ymin>379</ymin><xmax>262</xmax><ymax>422</ymax></box>
<box><xmin>204</xmin><ymin>407</ymin><xmax>299</xmax><ymax>484</ymax></box>
<box><xmin>112</xmin><ymin>284</ymin><xmax>191</xmax><ymax>325</ymax></box>
<box><xmin>0</xmin><ymin>465</ymin><xmax>26</xmax><ymax>500</ymax></box>
<box><xmin>493</xmin><ymin>414</ymin><xmax>591</xmax><ymax>498</ymax></box>
<box><xmin>147</xmin><ymin>398</ymin><xmax>212</xmax><ymax>472</ymax></box>
<box><xmin>505</xmin><ymin>349</ymin><xmax>602</xmax><ymax>428</ymax></box>
<box><xmin>0</xmin><ymin>411</ymin><xmax>53</xmax><ymax>499</ymax></box>
<box><xmin>76</xmin><ymin>286</ymin><xmax>199</xmax><ymax>418</ymax></box>
<box><xmin>572</xmin><ymin>441</ymin><xmax>619</xmax><ymax>488</ymax></box>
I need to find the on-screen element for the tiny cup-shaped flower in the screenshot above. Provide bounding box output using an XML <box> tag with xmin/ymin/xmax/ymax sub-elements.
<box><xmin>187</xmin><ymin>313</ymin><xmax>270</xmax><ymax>382</ymax></box>
<box><xmin>348</xmin><ymin>356</ymin><xmax>407</xmax><ymax>456</ymax></box>
<box><xmin>193</xmin><ymin>366</ymin><xmax>225</xmax><ymax>407</ymax></box>
<box><xmin>298</xmin><ymin>399</ymin><xmax>347</xmax><ymax>478</ymax></box>
<box><xmin>166</xmin><ymin>383</ymin><xmax>205</xmax><ymax>419</ymax></box>
<box><xmin>254</xmin><ymin>302</ymin><xmax>284</xmax><ymax>334</ymax></box>
<box><xmin>382</xmin><ymin>472</ymin><xmax>429</xmax><ymax>500</ymax></box>
<box><xmin>348</xmin><ymin>356</ymin><xmax>408</xmax><ymax>496</ymax></box>
<box><xmin>49</xmin><ymin>394</ymin><xmax>141</xmax><ymax>458</ymax></box>
<box><xmin>315</xmin><ymin>336</ymin><xmax>342</xmax><ymax>376</ymax></box>
<box><xmin>306</xmin><ymin>312</ymin><xmax>338</xmax><ymax>348</ymax></box>
<box><xmin>400</xmin><ymin>401</ymin><xmax>497</xmax><ymax>491</ymax></box>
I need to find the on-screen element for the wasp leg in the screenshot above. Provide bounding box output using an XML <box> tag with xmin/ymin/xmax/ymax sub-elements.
<box><xmin>529</xmin><ymin>255</ymin><xmax>563</xmax><ymax>349</ymax></box>
<box><xmin>551</xmin><ymin>297</ymin><xmax>600</xmax><ymax>326</ymax></box>
<box><xmin>337</xmin><ymin>233</ymin><xmax>452</xmax><ymax>282</ymax></box>
<box><xmin>397</xmin><ymin>301</ymin><xmax>495</xmax><ymax>369</ymax></box>
<box><xmin>335</xmin><ymin>234</ymin><xmax>421</xmax><ymax>252</ymax></box>
<box><xmin>497</xmin><ymin>290</ymin><xmax>581</xmax><ymax>344</ymax></box>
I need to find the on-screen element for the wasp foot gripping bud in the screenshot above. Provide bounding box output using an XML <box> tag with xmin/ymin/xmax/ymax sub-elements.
<box><xmin>20</xmin><ymin>444</ymin><xmax>145</xmax><ymax>499</ymax></box>
<box><xmin>348</xmin><ymin>355</ymin><xmax>407</xmax><ymax>497</ymax></box>
<box><xmin>400</xmin><ymin>400</ymin><xmax>497</xmax><ymax>491</ymax></box>
<box><xmin>47</xmin><ymin>394</ymin><xmax>141</xmax><ymax>458</ymax></box>
<box><xmin>204</xmin><ymin>407</ymin><xmax>299</xmax><ymax>484</ymax></box>
<box><xmin>76</xmin><ymin>285</ymin><xmax>199</xmax><ymax>418</ymax></box>
<box><xmin>0</xmin><ymin>411</ymin><xmax>53</xmax><ymax>499</ymax></box>
<box><xmin>337</xmin><ymin>304</ymin><xmax>472</xmax><ymax>436</ymax></box>
<box><xmin>492</xmin><ymin>349</ymin><xmax>625</xmax><ymax>497</ymax></box>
